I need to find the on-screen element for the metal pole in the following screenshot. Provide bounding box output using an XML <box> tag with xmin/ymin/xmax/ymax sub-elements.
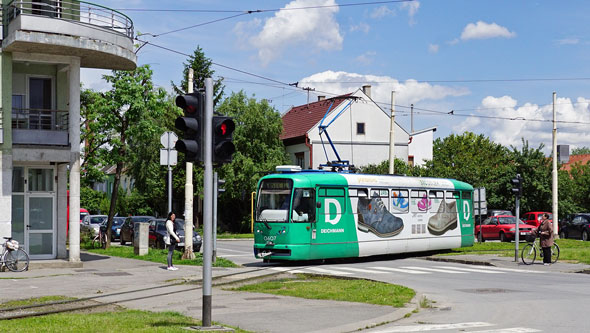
<box><xmin>552</xmin><ymin>92</ymin><xmax>559</xmax><ymax>236</ymax></box>
<box><xmin>202</xmin><ymin>78</ymin><xmax>214</xmax><ymax>327</ymax></box>
<box><xmin>213</xmin><ymin>172</ymin><xmax>218</xmax><ymax>263</ymax></box>
<box><xmin>515</xmin><ymin>194</ymin><xmax>520</xmax><ymax>262</ymax></box>
<box><xmin>411</xmin><ymin>103</ymin><xmax>414</xmax><ymax>133</ymax></box>
<box><xmin>388</xmin><ymin>91</ymin><xmax>396</xmax><ymax>174</ymax></box>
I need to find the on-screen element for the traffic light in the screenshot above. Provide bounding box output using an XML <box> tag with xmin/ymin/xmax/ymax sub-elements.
<box><xmin>212</xmin><ymin>116</ymin><xmax>236</xmax><ymax>164</ymax></box>
<box><xmin>511</xmin><ymin>174</ymin><xmax>523</xmax><ymax>197</ymax></box>
<box><xmin>174</xmin><ymin>92</ymin><xmax>204</xmax><ymax>162</ymax></box>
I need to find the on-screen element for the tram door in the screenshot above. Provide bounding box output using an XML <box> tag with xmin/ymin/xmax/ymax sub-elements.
<box><xmin>311</xmin><ymin>187</ymin><xmax>357</xmax><ymax>258</ymax></box>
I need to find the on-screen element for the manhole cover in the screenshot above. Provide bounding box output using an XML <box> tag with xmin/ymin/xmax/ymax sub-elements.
<box><xmin>458</xmin><ymin>288</ymin><xmax>518</xmax><ymax>294</ymax></box>
<box><xmin>94</xmin><ymin>272</ymin><xmax>132</xmax><ymax>276</ymax></box>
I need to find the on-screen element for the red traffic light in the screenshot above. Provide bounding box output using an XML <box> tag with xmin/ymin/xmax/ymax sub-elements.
<box><xmin>215</xmin><ymin>118</ymin><xmax>235</xmax><ymax>137</ymax></box>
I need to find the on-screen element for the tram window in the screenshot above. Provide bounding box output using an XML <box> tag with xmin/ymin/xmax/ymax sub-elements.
<box><xmin>446</xmin><ymin>191</ymin><xmax>460</xmax><ymax>199</ymax></box>
<box><xmin>371</xmin><ymin>189</ymin><xmax>388</xmax><ymax>197</ymax></box>
<box><xmin>319</xmin><ymin>188</ymin><xmax>345</xmax><ymax>197</ymax></box>
<box><xmin>462</xmin><ymin>191</ymin><xmax>472</xmax><ymax>200</ymax></box>
<box><xmin>429</xmin><ymin>190</ymin><xmax>444</xmax><ymax>199</ymax></box>
<box><xmin>256</xmin><ymin>179</ymin><xmax>293</xmax><ymax>222</ymax></box>
<box><xmin>411</xmin><ymin>190</ymin><xmax>429</xmax><ymax>213</ymax></box>
<box><xmin>291</xmin><ymin>188</ymin><xmax>316</xmax><ymax>223</ymax></box>
<box><xmin>391</xmin><ymin>189</ymin><xmax>409</xmax><ymax>213</ymax></box>
<box><xmin>349</xmin><ymin>189</ymin><xmax>358</xmax><ymax>197</ymax></box>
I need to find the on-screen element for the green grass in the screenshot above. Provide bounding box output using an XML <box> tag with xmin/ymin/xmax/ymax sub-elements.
<box><xmin>82</xmin><ymin>243</ymin><xmax>238</xmax><ymax>268</ymax></box>
<box><xmin>0</xmin><ymin>308</ymin><xmax>250</xmax><ymax>332</ymax></box>
<box><xmin>216</xmin><ymin>233</ymin><xmax>253</xmax><ymax>239</ymax></box>
<box><xmin>231</xmin><ymin>274</ymin><xmax>415</xmax><ymax>308</ymax></box>
<box><xmin>0</xmin><ymin>296</ymin><xmax>75</xmax><ymax>309</ymax></box>
<box><xmin>445</xmin><ymin>238</ymin><xmax>590</xmax><ymax>264</ymax></box>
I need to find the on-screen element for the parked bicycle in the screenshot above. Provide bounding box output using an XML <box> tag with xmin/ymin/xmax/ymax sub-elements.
<box><xmin>1</xmin><ymin>237</ymin><xmax>30</xmax><ymax>272</ymax></box>
<box><xmin>92</xmin><ymin>223</ymin><xmax>108</xmax><ymax>249</ymax></box>
<box><xmin>521</xmin><ymin>233</ymin><xmax>559</xmax><ymax>265</ymax></box>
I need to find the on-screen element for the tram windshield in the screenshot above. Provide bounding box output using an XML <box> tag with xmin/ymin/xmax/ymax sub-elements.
<box><xmin>256</xmin><ymin>179</ymin><xmax>293</xmax><ymax>223</ymax></box>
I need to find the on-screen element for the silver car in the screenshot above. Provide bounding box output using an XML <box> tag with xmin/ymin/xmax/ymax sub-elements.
<box><xmin>82</xmin><ymin>215</ymin><xmax>107</xmax><ymax>235</ymax></box>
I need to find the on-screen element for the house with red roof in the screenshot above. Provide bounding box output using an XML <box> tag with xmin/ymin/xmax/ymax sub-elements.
<box><xmin>561</xmin><ymin>154</ymin><xmax>590</xmax><ymax>172</ymax></box>
<box><xmin>280</xmin><ymin>85</ymin><xmax>435</xmax><ymax>169</ymax></box>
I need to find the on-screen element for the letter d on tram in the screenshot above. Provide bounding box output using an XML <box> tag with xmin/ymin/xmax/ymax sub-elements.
<box><xmin>325</xmin><ymin>199</ymin><xmax>342</xmax><ymax>225</ymax></box>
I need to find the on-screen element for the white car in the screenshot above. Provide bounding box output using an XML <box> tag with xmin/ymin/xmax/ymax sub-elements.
<box><xmin>82</xmin><ymin>215</ymin><xmax>107</xmax><ymax>235</ymax></box>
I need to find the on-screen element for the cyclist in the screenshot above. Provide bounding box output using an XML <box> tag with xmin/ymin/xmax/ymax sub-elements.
<box><xmin>537</xmin><ymin>213</ymin><xmax>554</xmax><ymax>266</ymax></box>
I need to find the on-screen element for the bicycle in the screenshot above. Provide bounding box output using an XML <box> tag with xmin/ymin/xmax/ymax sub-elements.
<box><xmin>1</xmin><ymin>237</ymin><xmax>30</xmax><ymax>272</ymax></box>
<box><xmin>521</xmin><ymin>233</ymin><xmax>559</xmax><ymax>265</ymax></box>
<box><xmin>92</xmin><ymin>224</ymin><xmax>107</xmax><ymax>249</ymax></box>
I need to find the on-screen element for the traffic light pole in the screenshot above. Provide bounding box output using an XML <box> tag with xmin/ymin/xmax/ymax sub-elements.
<box><xmin>514</xmin><ymin>195</ymin><xmax>520</xmax><ymax>262</ymax></box>
<box><xmin>202</xmin><ymin>78</ymin><xmax>213</xmax><ymax>327</ymax></box>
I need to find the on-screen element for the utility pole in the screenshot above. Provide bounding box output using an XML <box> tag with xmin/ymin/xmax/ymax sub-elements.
<box><xmin>303</xmin><ymin>87</ymin><xmax>315</xmax><ymax>105</ymax></box>
<box><xmin>552</xmin><ymin>92</ymin><xmax>559</xmax><ymax>236</ymax></box>
<box><xmin>411</xmin><ymin>103</ymin><xmax>414</xmax><ymax>133</ymax></box>
<box><xmin>202</xmin><ymin>77</ymin><xmax>214</xmax><ymax>328</ymax></box>
<box><xmin>182</xmin><ymin>68</ymin><xmax>195</xmax><ymax>260</ymax></box>
<box><xmin>388</xmin><ymin>91</ymin><xmax>396</xmax><ymax>174</ymax></box>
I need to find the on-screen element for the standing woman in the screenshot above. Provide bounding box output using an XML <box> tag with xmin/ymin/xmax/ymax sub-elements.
<box><xmin>166</xmin><ymin>212</ymin><xmax>181</xmax><ymax>271</ymax></box>
<box><xmin>538</xmin><ymin>213</ymin><xmax>554</xmax><ymax>266</ymax></box>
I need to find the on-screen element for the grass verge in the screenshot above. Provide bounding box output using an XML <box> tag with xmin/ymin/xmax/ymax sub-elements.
<box><xmin>217</xmin><ymin>233</ymin><xmax>253</xmax><ymax>239</ymax></box>
<box><xmin>82</xmin><ymin>242</ymin><xmax>238</xmax><ymax>268</ymax></box>
<box><xmin>230</xmin><ymin>273</ymin><xmax>415</xmax><ymax>307</ymax></box>
<box><xmin>444</xmin><ymin>239</ymin><xmax>590</xmax><ymax>264</ymax></box>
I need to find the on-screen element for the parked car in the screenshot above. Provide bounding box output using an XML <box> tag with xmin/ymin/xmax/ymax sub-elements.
<box><xmin>486</xmin><ymin>209</ymin><xmax>513</xmax><ymax>218</ymax></box>
<box><xmin>101</xmin><ymin>216</ymin><xmax>127</xmax><ymax>240</ymax></box>
<box><xmin>522</xmin><ymin>211</ymin><xmax>552</xmax><ymax>227</ymax></box>
<box><xmin>148</xmin><ymin>218</ymin><xmax>202</xmax><ymax>252</ymax></box>
<box><xmin>82</xmin><ymin>215</ymin><xmax>107</xmax><ymax>235</ymax></box>
<box><xmin>475</xmin><ymin>215</ymin><xmax>535</xmax><ymax>242</ymax></box>
<box><xmin>120</xmin><ymin>216</ymin><xmax>155</xmax><ymax>245</ymax></box>
<box><xmin>559</xmin><ymin>213</ymin><xmax>590</xmax><ymax>241</ymax></box>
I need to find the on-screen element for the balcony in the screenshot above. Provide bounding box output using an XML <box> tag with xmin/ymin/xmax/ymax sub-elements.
<box><xmin>2</xmin><ymin>0</ymin><xmax>136</xmax><ymax>70</ymax></box>
<box><xmin>12</xmin><ymin>108</ymin><xmax>69</xmax><ymax>146</ymax></box>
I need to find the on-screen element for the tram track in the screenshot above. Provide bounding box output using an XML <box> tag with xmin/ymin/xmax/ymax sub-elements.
<box><xmin>0</xmin><ymin>265</ymin><xmax>306</xmax><ymax>321</ymax></box>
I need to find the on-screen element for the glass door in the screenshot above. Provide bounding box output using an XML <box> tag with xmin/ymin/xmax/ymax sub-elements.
<box><xmin>28</xmin><ymin>195</ymin><xmax>55</xmax><ymax>258</ymax></box>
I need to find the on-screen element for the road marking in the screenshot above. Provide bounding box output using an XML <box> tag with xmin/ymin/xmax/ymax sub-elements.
<box><xmin>269</xmin><ymin>267</ymin><xmax>307</xmax><ymax>274</ymax></box>
<box><xmin>306</xmin><ymin>267</ymin><xmax>353</xmax><ymax>275</ymax></box>
<box><xmin>433</xmin><ymin>265</ymin><xmax>504</xmax><ymax>274</ymax></box>
<box><xmin>400</xmin><ymin>266</ymin><xmax>468</xmax><ymax>274</ymax></box>
<box><xmin>472</xmin><ymin>328</ymin><xmax>541</xmax><ymax>333</ymax></box>
<box><xmin>474</xmin><ymin>266</ymin><xmax>544</xmax><ymax>274</ymax></box>
<box><xmin>330</xmin><ymin>266</ymin><xmax>388</xmax><ymax>274</ymax></box>
<box><xmin>371</xmin><ymin>321</ymin><xmax>492</xmax><ymax>332</ymax></box>
<box><xmin>370</xmin><ymin>266</ymin><xmax>430</xmax><ymax>274</ymax></box>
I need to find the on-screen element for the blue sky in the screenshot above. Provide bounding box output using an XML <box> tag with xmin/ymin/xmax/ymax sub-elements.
<box><xmin>82</xmin><ymin>0</ymin><xmax>590</xmax><ymax>154</ymax></box>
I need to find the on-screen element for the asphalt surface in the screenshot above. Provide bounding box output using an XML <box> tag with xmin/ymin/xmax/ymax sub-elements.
<box><xmin>1</xmin><ymin>250</ymin><xmax>589</xmax><ymax>332</ymax></box>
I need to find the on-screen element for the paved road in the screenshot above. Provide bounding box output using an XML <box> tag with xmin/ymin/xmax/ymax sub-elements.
<box><xmin>218</xmin><ymin>239</ymin><xmax>590</xmax><ymax>332</ymax></box>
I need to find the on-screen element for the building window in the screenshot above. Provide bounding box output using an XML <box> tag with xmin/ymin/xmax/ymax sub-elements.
<box><xmin>295</xmin><ymin>152</ymin><xmax>305</xmax><ymax>169</ymax></box>
<box><xmin>356</xmin><ymin>123</ymin><xmax>365</xmax><ymax>135</ymax></box>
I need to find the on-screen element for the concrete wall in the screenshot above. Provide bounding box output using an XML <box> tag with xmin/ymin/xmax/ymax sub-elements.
<box><xmin>0</xmin><ymin>53</ymin><xmax>12</xmax><ymax>239</ymax></box>
<box><xmin>409</xmin><ymin>130</ymin><xmax>435</xmax><ymax>166</ymax></box>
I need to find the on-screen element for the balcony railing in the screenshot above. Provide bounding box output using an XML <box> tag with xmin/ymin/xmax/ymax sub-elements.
<box><xmin>4</xmin><ymin>0</ymin><xmax>133</xmax><ymax>38</ymax></box>
<box><xmin>12</xmin><ymin>108</ymin><xmax>68</xmax><ymax>131</ymax></box>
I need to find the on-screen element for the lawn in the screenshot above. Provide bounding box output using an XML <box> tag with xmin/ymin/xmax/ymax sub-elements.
<box><xmin>446</xmin><ymin>238</ymin><xmax>590</xmax><ymax>264</ymax></box>
<box><xmin>231</xmin><ymin>274</ymin><xmax>415</xmax><ymax>308</ymax></box>
<box><xmin>82</xmin><ymin>242</ymin><xmax>238</xmax><ymax>268</ymax></box>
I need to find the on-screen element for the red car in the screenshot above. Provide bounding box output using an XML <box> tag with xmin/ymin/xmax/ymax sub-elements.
<box><xmin>475</xmin><ymin>215</ymin><xmax>535</xmax><ymax>242</ymax></box>
<box><xmin>522</xmin><ymin>211</ymin><xmax>552</xmax><ymax>227</ymax></box>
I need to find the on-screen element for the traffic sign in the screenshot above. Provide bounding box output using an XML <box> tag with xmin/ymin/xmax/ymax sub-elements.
<box><xmin>160</xmin><ymin>131</ymin><xmax>178</xmax><ymax>148</ymax></box>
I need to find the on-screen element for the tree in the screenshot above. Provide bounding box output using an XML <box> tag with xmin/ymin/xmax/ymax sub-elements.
<box><xmin>571</xmin><ymin>147</ymin><xmax>590</xmax><ymax>155</ymax></box>
<box><xmin>81</xmin><ymin>65</ymin><xmax>169</xmax><ymax>247</ymax></box>
<box><xmin>213</xmin><ymin>91</ymin><xmax>290</xmax><ymax>231</ymax></box>
<box><xmin>171</xmin><ymin>46</ymin><xmax>225</xmax><ymax>106</ymax></box>
<box><xmin>429</xmin><ymin>132</ymin><xmax>514</xmax><ymax>210</ymax></box>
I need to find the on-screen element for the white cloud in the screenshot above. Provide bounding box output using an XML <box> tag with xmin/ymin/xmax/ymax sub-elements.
<box><xmin>236</xmin><ymin>0</ymin><xmax>343</xmax><ymax>65</ymax></box>
<box><xmin>400</xmin><ymin>1</ymin><xmax>420</xmax><ymax>25</ymax></box>
<box><xmin>556</xmin><ymin>38</ymin><xmax>579</xmax><ymax>45</ymax></box>
<box><xmin>454</xmin><ymin>95</ymin><xmax>590</xmax><ymax>151</ymax></box>
<box><xmin>350</xmin><ymin>22</ymin><xmax>370</xmax><ymax>34</ymax></box>
<box><xmin>299</xmin><ymin>70</ymin><xmax>470</xmax><ymax>106</ymax></box>
<box><xmin>428</xmin><ymin>44</ymin><xmax>439</xmax><ymax>53</ymax></box>
<box><xmin>81</xmin><ymin>68</ymin><xmax>111</xmax><ymax>92</ymax></box>
<box><xmin>370</xmin><ymin>5</ymin><xmax>396</xmax><ymax>19</ymax></box>
<box><xmin>460</xmin><ymin>21</ymin><xmax>516</xmax><ymax>41</ymax></box>
<box><xmin>355</xmin><ymin>51</ymin><xmax>377</xmax><ymax>65</ymax></box>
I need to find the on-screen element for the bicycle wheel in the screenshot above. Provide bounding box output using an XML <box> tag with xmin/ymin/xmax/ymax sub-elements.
<box><xmin>92</xmin><ymin>234</ymin><xmax>100</xmax><ymax>248</ymax></box>
<box><xmin>551</xmin><ymin>243</ymin><xmax>560</xmax><ymax>263</ymax></box>
<box><xmin>521</xmin><ymin>243</ymin><xmax>536</xmax><ymax>265</ymax></box>
<box><xmin>100</xmin><ymin>232</ymin><xmax>107</xmax><ymax>248</ymax></box>
<box><xmin>4</xmin><ymin>248</ymin><xmax>30</xmax><ymax>272</ymax></box>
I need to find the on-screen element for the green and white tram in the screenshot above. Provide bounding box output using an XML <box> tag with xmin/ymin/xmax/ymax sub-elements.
<box><xmin>253</xmin><ymin>166</ymin><xmax>475</xmax><ymax>261</ymax></box>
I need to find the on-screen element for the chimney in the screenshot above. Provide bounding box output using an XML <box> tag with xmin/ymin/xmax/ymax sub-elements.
<box><xmin>362</xmin><ymin>85</ymin><xmax>371</xmax><ymax>98</ymax></box>
<box><xmin>317</xmin><ymin>96</ymin><xmax>325</xmax><ymax>101</ymax></box>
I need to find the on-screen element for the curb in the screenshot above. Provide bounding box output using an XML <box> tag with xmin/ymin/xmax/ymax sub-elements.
<box><xmin>423</xmin><ymin>256</ymin><xmax>495</xmax><ymax>267</ymax></box>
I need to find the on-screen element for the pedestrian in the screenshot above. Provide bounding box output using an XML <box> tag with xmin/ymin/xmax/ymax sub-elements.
<box><xmin>166</xmin><ymin>212</ymin><xmax>180</xmax><ymax>271</ymax></box>
<box><xmin>538</xmin><ymin>213</ymin><xmax>554</xmax><ymax>266</ymax></box>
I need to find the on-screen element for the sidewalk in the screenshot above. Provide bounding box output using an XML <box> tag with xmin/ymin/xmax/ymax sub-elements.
<box><xmin>2</xmin><ymin>252</ymin><xmax>589</xmax><ymax>332</ymax></box>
